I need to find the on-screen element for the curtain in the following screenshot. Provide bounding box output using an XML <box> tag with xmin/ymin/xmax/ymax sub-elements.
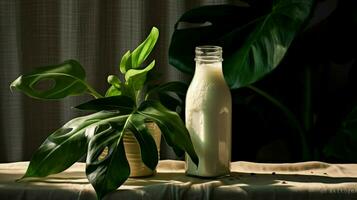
<box><xmin>0</xmin><ymin>0</ymin><xmax>232</xmax><ymax>162</ymax></box>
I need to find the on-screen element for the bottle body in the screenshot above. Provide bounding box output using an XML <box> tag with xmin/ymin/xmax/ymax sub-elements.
<box><xmin>185</xmin><ymin>46</ymin><xmax>232</xmax><ymax>177</ymax></box>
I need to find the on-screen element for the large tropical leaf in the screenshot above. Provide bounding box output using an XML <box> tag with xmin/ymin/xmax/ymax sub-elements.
<box><xmin>86</xmin><ymin>123</ymin><xmax>130</xmax><ymax>200</ymax></box>
<box><xmin>75</xmin><ymin>96</ymin><xmax>135</xmax><ymax>113</ymax></box>
<box><xmin>85</xmin><ymin>113</ymin><xmax>159</xmax><ymax>199</ymax></box>
<box><xmin>21</xmin><ymin>111</ymin><xmax>127</xmax><ymax>178</ymax></box>
<box><xmin>169</xmin><ymin>1</ymin><xmax>313</xmax><ymax>88</ymax></box>
<box><xmin>137</xmin><ymin>100</ymin><xmax>199</xmax><ymax>166</ymax></box>
<box><xmin>10</xmin><ymin>60</ymin><xmax>89</xmax><ymax>99</ymax></box>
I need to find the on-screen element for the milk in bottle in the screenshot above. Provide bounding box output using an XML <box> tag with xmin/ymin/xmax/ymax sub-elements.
<box><xmin>185</xmin><ymin>46</ymin><xmax>232</xmax><ymax>177</ymax></box>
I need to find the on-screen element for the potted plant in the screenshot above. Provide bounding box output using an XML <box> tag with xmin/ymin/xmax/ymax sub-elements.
<box><xmin>11</xmin><ymin>27</ymin><xmax>198</xmax><ymax>200</ymax></box>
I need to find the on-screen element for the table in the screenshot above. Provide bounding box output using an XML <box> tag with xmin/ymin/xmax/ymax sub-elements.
<box><xmin>1</xmin><ymin>160</ymin><xmax>357</xmax><ymax>199</ymax></box>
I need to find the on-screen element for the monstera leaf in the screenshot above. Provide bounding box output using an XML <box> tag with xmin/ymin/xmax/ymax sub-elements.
<box><xmin>75</xmin><ymin>96</ymin><xmax>134</xmax><ymax>112</ymax></box>
<box><xmin>10</xmin><ymin>60</ymin><xmax>101</xmax><ymax>99</ymax></box>
<box><xmin>74</xmin><ymin>97</ymin><xmax>198</xmax><ymax>199</ymax></box>
<box><xmin>146</xmin><ymin>81</ymin><xmax>188</xmax><ymax>114</ymax></box>
<box><xmin>85</xmin><ymin>123</ymin><xmax>130</xmax><ymax>200</ymax></box>
<box><xmin>169</xmin><ymin>0</ymin><xmax>314</xmax><ymax>88</ymax></box>
<box><xmin>126</xmin><ymin>114</ymin><xmax>159</xmax><ymax>170</ymax></box>
<box><xmin>13</xmin><ymin>26</ymin><xmax>199</xmax><ymax>200</ymax></box>
<box><xmin>77</xmin><ymin>97</ymin><xmax>199</xmax><ymax>167</ymax></box>
<box><xmin>138</xmin><ymin>100</ymin><xmax>199</xmax><ymax>165</ymax></box>
<box><xmin>21</xmin><ymin>111</ymin><xmax>130</xmax><ymax>179</ymax></box>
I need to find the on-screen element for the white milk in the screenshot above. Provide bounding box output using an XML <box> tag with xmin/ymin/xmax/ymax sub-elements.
<box><xmin>185</xmin><ymin>46</ymin><xmax>232</xmax><ymax>177</ymax></box>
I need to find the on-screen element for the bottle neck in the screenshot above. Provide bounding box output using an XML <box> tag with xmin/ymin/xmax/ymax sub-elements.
<box><xmin>194</xmin><ymin>60</ymin><xmax>224</xmax><ymax>79</ymax></box>
<box><xmin>194</xmin><ymin>45</ymin><xmax>224</xmax><ymax>79</ymax></box>
<box><xmin>195</xmin><ymin>45</ymin><xmax>223</xmax><ymax>63</ymax></box>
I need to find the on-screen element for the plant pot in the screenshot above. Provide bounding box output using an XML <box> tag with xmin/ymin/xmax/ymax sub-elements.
<box><xmin>123</xmin><ymin>122</ymin><xmax>161</xmax><ymax>177</ymax></box>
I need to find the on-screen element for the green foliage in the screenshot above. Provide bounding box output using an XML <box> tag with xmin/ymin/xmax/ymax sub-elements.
<box><xmin>75</xmin><ymin>96</ymin><xmax>134</xmax><ymax>113</ymax></box>
<box><xmin>125</xmin><ymin>60</ymin><xmax>156</xmax><ymax>91</ymax></box>
<box><xmin>22</xmin><ymin>111</ymin><xmax>127</xmax><ymax>178</ymax></box>
<box><xmin>168</xmin><ymin>0</ymin><xmax>357</xmax><ymax>163</ymax></box>
<box><xmin>138</xmin><ymin>101</ymin><xmax>198</xmax><ymax>164</ymax></box>
<box><xmin>85</xmin><ymin>123</ymin><xmax>130</xmax><ymax>200</ymax></box>
<box><xmin>146</xmin><ymin>81</ymin><xmax>188</xmax><ymax>114</ymax></box>
<box><xmin>10</xmin><ymin>60</ymin><xmax>102</xmax><ymax>99</ymax></box>
<box><xmin>11</xmin><ymin>27</ymin><xmax>198</xmax><ymax>200</ymax></box>
<box><xmin>169</xmin><ymin>0</ymin><xmax>313</xmax><ymax>88</ymax></box>
<box><xmin>127</xmin><ymin>27</ymin><xmax>159</xmax><ymax>69</ymax></box>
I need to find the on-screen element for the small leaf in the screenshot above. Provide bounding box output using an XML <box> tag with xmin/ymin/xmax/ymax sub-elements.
<box><xmin>21</xmin><ymin>111</ymin><xmax>125</xmax><ymax>179</ymax></box>
<box><xmin>127</xmin><ymin>114</ymin><xmax>158</xmax><ymax>170</ymax></box>
<box><xmin>105</xmin><ymin>75</ymin><xmax>122</xmax><ymax>97</ymax></box>
<box><xmin>105</xmin><ymin>85</ymin><xmax>122</xmax><ymax>97</ymax></box>
<box><xmin>119</xmin><ymin>50</ymin><xmax>131</xmax><ymax>73</ymax></box>
<box><xmin>75</xmin><ymin>96</ymin><xmax>135</xmax><ymax>113</ymax></box>
<box><xmin>125</xmin><ymin>60</ymin><xmax>155</xmax><ymax>91</ymax></box>
<box><xmin>10</xmin><ymin>60</ymin><xmax>89</xmax><ymax>99</ymax></box>
<box><xmin>138</xmin><ymin>100</ymin><xmax>199</xmax><ymax>166</ymax></box>
<box><xmin>129</xmin><ymin>27</ymin><xmax>159</xmax><ymax>69</ymax></box>
<box><xmin>107</xmin><ymin>75</ymin><xmax>121</xmax><ymax>88</ymax></box>
<box><xmin>86</xmin><ymin>123</ymin><xmax>130</xmax><ymax>200</ymax></box>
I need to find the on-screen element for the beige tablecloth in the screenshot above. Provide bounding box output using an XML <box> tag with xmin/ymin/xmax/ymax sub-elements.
<box><xmin>1</xmin><ymin>160</ymin><xmax>357</xmax><ymax>199</ymax></box>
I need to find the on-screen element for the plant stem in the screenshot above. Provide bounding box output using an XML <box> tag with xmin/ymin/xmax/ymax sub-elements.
<box><xmin>247</xmin><ymin>85</ymin><xmax>310</xmax><ymax>160</ymax></box>
<box><xmin>87</xmin><ymin>85</ymin><xmax>103</xmax><ymax>99</ymax></box>
<box><xmin>303</xmin><ymin>66</ymin><xmax>312</xmax><ymax>130</ymax></box>
<box><xmin>135</xmin><ymin>89</ymin><xmax>144</xmax><ymax>107</ymax></box>
<box><xmin>303</xmin><ymin>66</ymin><xmax>313</xmax><ymax>144</ymax></box>
<box><xmin>76</xmin><ymin>78</ymin><xmax>103</xmax><ymax>99</ymax></box>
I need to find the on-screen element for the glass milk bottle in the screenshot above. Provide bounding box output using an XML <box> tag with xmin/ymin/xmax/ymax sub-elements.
<box><xmin>185</xmin><ymin>46</ymin><xmax>232</xmax><ymax>177</ymax></box>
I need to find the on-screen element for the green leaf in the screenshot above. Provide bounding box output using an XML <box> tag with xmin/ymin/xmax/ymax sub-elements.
<box><xmin>86</xmin><ymin>112</ymin><xmax>159</xmax><ymax>199</ymax></box>
<box><xmin>125</xmin><ymin>60</ymin><xmax>155</xmax><ymax>91</ymax></box>
<box><xmin>10</xmin><ymin>59</ymin><xmax>89</xmax><ymax>99</ymax></box>
<box><xmin>169</xmin><ymin>1</ymin><xmax>313</xmax><ymax>88</ymax></box>
<box><xmin>127</xmin><ymin>114</ymin><xmax>158</xmax><ymax>170</ymax></box>
<box><xmin>137</xmin><ymin>100</ymin><xmax>199</xmax><ymax>166</ymax></box>
<box><xmin>158</xmin><ymin>93</ymin><xmax>183</xmax><ymax>114</ymax></box>
<box><xmin>107</xmin><ymin>75</ymin><xmax>121</xmax><ymax>88</ymax></box>
<box><xmin>146</xmin><ymin>81</ymin><xmax>188</xmax><ymax>113</ymax></box>
<box><xmin>119</xmin><ymin>50</ymin><xmax>131</xmax><ymax>73</ymax></box>
<box><xmin>105</xmin><ymin>75</ymin><xmax>122</xmax><ymax>97</ymax></box>
<box><xmin>21</xmin><ymin>111</ymin><xmax>126</xmax><ymax>179</ymax></box>
<box><xmin>86</xmin><ymin>123</ymin><xmax>130</xmax><ymax>200</ymax></box>
<box><xmin>129</xmin><ymin>27</ymin><xmax>159</xmax><ymax>69</ymax></box>
<box><xmin>105</xmin><ymin>85</ymin><xmax>122</xmax><ymax>97</ymax></box>
<box><xmin>324</xmin><ymin>107</ymin><xmax>357</xmax><ymax>162</ymax></box>
<box><xmin>75</xmin><ymin>96</ymin><xmax>135</xmax><ymax>113</ymax></box>
<box><xmin>147</xmin><ymin>81</ymin><xmax>188</xmax><ymax>98</ymax></box>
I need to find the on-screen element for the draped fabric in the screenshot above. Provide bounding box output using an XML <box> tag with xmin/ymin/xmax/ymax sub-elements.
<box><xmin>0</xmin><ymin>0</ymin><xmax>232</xmax><ymax>162</ymax></box>
<box><xmin>2</xmin><ymin>160</ymin><xmax>357</xmax><ymax>199</ymax></box>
